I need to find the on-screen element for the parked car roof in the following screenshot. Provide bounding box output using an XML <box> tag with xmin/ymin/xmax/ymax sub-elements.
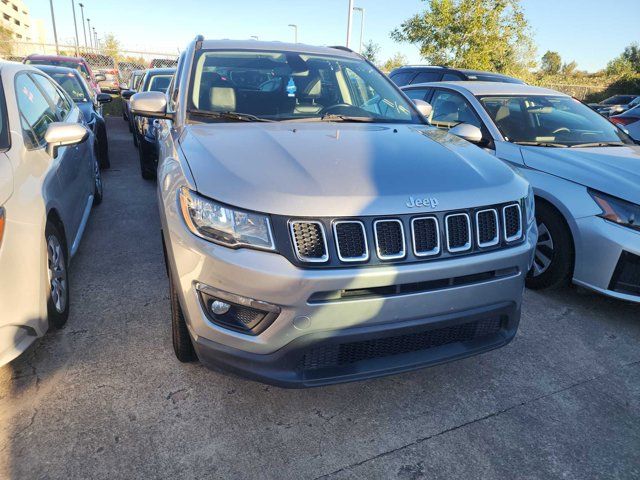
<box><xmin>24</xmin><ymin>54</ymin><xmax>87</xmax><ymax>63</ymax></box>
<box><xmin>199</xmin><ymin>39</ymin><xmax>360</xmax><ymax>58</ymax></box>
<box><xmin>406</xmin><ymin>81</ymin><xmax>565</xmax><ymax>97</ymax></box>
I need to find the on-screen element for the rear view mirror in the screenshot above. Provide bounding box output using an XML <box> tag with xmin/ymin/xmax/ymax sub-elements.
<box><xmin>130</xmin><ymin>91</ymin><xmax>172</xmax><ymax>119</ymax></box>
<box><xmin>413</xmin><ymin>99</ymin><xmax>432</xmax><ymax>118</ymax></box>
<box><xmin>449</xmin><ymin>123</ymin><xmax>483</xmax><ymax>144</ymax></box>
<box><xmin>97</xmin><ymin>93</ymin><xmax>112</xmax><ymax>104</ymax></box>
<box><xmin>44</xmin><ymin>122</ymin><xmax>89</xmax><ymax>158</ymax></box>
<box><xmin>95</xmin><ymin>74</ymin><xmax>106</xmax><ymax>82</ymax></box>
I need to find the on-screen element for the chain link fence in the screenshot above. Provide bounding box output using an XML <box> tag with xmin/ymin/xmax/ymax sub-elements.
<box><xmin>532</xmin><ymin>82</ymin><xmax>608</xmax><ymax>101</ymax></box>
<box><xmin>0</xmin><ymin>41</ymin><xmax>178</xmax><ymax>90</ymax></box>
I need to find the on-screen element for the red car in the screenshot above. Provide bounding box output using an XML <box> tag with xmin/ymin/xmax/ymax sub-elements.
<box><xmin>23</xmin><ymin>54</ymin><xmax>105</xmax><ymax>95</ymax></box>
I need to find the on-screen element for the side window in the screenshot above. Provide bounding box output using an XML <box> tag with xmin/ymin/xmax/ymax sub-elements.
<box><xmin>442</xmin><ymin>72</ymin><xmax>464</xmax><ymax>81</ymax></box>
<box><xmin>31</xmin><ymin>73</ymin><xmax>72</xmax><ymax>119</ymax></box>
<box><xmin>412</xmin><ymin>71</ymin><xmax>442</xmax><ymax>84</ymax></box>
<box><xmin>404</xmin><ymin>88</ymin><xmax>430</xmax><ymax>101</ymax></box>
<box><xmin>15</xmin><ymin>73</ymin><xmax>58</xmax><ymax>149</ymax></box>
<box><xmin>429</xmin><ymin>89</ymin><xmax>482</xmax><ymax>130</ymax></box>
<box><xmin>389</xmin><ymin>72</ymin><xmax>415</xmax><ymax>87</ymax></box>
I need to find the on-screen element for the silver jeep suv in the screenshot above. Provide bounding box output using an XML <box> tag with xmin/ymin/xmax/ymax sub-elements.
<box><xmin>131</xmin><ymin>37</ymin><xmax>536</xmax><ymax>387</ymax></box>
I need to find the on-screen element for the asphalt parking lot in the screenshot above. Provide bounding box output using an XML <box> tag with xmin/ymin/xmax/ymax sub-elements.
<box><xmin>0</xmin><ymin>117</ymin><xmax>639</xmax><ymax>480</ymax></box>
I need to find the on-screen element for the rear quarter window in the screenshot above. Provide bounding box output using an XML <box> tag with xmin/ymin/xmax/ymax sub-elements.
<box><xmin>389</xmin><ymin>72</ymin><xmax>415</xmax><ymax>87</ymax></box>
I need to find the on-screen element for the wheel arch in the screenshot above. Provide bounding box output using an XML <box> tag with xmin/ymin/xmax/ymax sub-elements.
<box><xmin>533</xmin><ymin>194</ymin><xmax>577</xmax><ymax>276</ymax></box>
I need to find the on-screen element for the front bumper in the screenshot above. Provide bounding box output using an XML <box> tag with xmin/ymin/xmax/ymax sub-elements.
<box><xmin>573</xmin><ymin>216</ymin><xmax>640</xmax><ymax>303</ymax></box>
<box><xmin>165</xmin><ymin>218</ymin><xmax>535</xmax><ymax>387</ymax></box>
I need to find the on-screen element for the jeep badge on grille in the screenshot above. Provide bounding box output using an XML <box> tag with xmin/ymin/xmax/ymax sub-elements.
<box><xmin>406</xmin><ymin>196</ymin><xmax>439</xmax><ymax>209</ymax></box>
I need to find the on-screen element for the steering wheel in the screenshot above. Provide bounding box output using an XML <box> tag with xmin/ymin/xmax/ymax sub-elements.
<box><xmin>553</xmin><ymin>127</ymin><xmax>570</xmax><ymax>134</ymax></box>
<box><xmin>318</xmin><ymin>103</ymin><xmax>356</xmax><ymax>115</ymax></box>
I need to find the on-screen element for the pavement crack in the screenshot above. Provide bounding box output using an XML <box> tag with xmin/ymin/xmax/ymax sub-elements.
<box><xmin>314</xmin><ymin>359</ymin><xmax>640</xmax><ymax>479</ymax></box>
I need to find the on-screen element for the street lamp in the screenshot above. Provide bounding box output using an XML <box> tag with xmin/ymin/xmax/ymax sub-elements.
<box><xmin>346</xmin><ymin>0</ymin><xmax>354</xmax><ymax>48</ymax></box>
<box><xmin>79</xmin><ymin>2</ymin><xmax>87</xmax><ymax>48</ymax></box>
<box><xmin>288</xmin><ymin>24</ymin><xmax>298</xmax><ymax>43</ymax></box>
<box><xmin>93</xmin><ymin>28</ymin><xmax>98</xmax><ymax>49</ymax></box>
<box><xmin>353</xmin><ymin>7</ymin><xmax>365</xmax><ymax>54</ymax></box>
<box><xmin>48</xmin><ymin>0</ymin><xmax>60</xmax><ymax>54</ymax></box>
<box><xmin>71</xmin><ymin>0</ymin><xmax>80</xmax><ymax>55</ymax></box>
<box><xmin>87</xmin><ymin>17</ymin><xmax>92</xmax><ymax>49</ymax></box>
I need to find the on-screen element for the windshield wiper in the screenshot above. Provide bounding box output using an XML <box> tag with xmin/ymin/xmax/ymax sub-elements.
<box><xmin>188</xmin><ymin>109</ymin><xmax>273</xmax><ymax>122</ymax></box>
<box><xmin>320</xmin><ymin>114</ymin><xmax>378</xmax><ymax>123</ymax></box>
<box><xmin>569</xmin><ymin>142</ymin><xmax>626</xmax><ymax>148</ymax></box>
<box><xmin>514</xmin><ymin>141</ymin><xmax>568</xmax><ymax>148</ymax></box>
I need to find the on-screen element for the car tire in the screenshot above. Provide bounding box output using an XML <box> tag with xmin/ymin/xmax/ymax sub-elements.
<box><xmin>45</xmin><ymin>222</ymin><xmax>70</xmax><ymax>329</ymax></box>
<box><xmin>93</xmin><ymin>157</ymin><xmax>103</xmax><ymax>206</ymax></box>
<box><xmin>526</xmin><ymin>201</ymin><xmax>574</xmax><ymax>290</ymax></box>
<box><xmin>128</xmin><ymin>117</ymin><xmax>134</xmax><ymax>133</ymax></box>
<box><xmin>133</xmin><ymin>130</ymin><xmax>139</xmax><ymax>147</ymax></box>
<box><xmin>139</xmin><ymin>141</ymin><xmax>155</xmax><ymax>180</ymax></box>
<box><xmin>97</xmin><ymin>125</ymin><xmax>110</xmax><ymax>169</ymax></box>
<box><xmin>170</xmin><ymin>270</ymin><xmax>197</xmax><ymax>363</ymax></box>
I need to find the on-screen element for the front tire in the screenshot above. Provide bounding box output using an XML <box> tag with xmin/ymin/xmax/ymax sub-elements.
<box><xmin>93</xmin><ymin>157</ymin><xmax>103</xmax><ymax>205</ymax></box>
<box><xmin>96</xmin><ymin>124</ymin><xmax>110</xmax><ymax>169</ymax></box>
<box><xmin>170</xmin><ymin>270</ymin><xmax>197</xmax><ymax>363</ymax></box>
<box><xmin>139</xmin><ymin>139</ymin><xmax>155</xmax><ymax>180</ymax></box>
<box><xmin>526</xmin><ymin>201</ymin><xmax>574</xmax><ymax>290</ymax></box>
<box><xmin>46</xmin><ymin>222</ymin><xmax>70</xmax><ymax>328</ymax></box>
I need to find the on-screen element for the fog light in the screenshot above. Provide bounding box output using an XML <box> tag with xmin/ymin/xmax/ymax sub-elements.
<box><xmin>210</xmin><ymin>300</ymin><xmax>230</xmax><ymax>315</ymax></box>
<box><xmin>196</xmin><ymin>284</ymin><xmax>280</xmax><ymax>336</ymax></box>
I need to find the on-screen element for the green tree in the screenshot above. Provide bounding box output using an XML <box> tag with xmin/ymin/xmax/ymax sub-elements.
<box><xmin>620</xmin><ymin>42</ymin><xmax>640</xmax><ymax>73</ymax></box>
<box><xmin>606</xmin><ymin>57</ymin><xmax>635</xmax><ymax>77</ymax></box>
<box><xmin>101</xmin><ymin>33</ymin><xmax>121</xmax><ymax>60</ymax></box>
<box><xmin>560</xmin><ymin>60</ymin><xmax>578</xmax><ymax>76</ymax></box>
<box><xmin>540</xmin><ymin>50</ymin><xmax>561</xmax><ymax>75</ymax></box>
<box><xmin>361</xmin><ymin>40</ymin><xmax>381</xmax><ymax>65</ymax></box>
<box><xmin>383</xmin><ymin>52</ymin><xmax>408</xmax><ymax>72</ymax></box>
<box><xmin>390</xmin><ymin>0</ymin><xmax>535</xmax><ymax>75</ymax></box>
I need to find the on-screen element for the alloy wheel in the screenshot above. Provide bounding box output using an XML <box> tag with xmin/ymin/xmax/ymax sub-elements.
<box><xmin>532</xmin><ymin>221</ymin><xmax>554</xmax><ymax>277</ymax></box>
<box><xmin>47</xmin><ymin>234</ymin><xmax>67</xmax><ymax>314</ymax></box>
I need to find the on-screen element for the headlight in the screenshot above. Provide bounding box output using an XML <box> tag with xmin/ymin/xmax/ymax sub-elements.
<box><xmin>589</xmin><ymin>189</ymin><xmax>640</xmax><ymax>232</ymax></box>
<box><xmin>178</xmin><ymin>187</ymin><xmax>275</xmax><ymax>250</ymax></box>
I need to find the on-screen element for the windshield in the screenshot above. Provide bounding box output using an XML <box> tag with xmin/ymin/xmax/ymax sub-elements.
<box><xmin>26</xmin><ymin>59</ymin><xmax>91</xmax><ymax>80</ymax></box>
<box><xmin>47</xmin><ymin>72</ymin><xmax>89</xmax><ymax>102</ymax></box>
<box><xmin>188</xmin><ymin>49</ymin><xmax>421</xmax><ymax>123</ymax></box>
<box><xmin>479</xmin><ymin>95</ymin><xmax>632</xmax><ymax>146</ymax></box>
<box><xmin>602</xmin><ymin>95</ymin><xmax>637</xmax><ymax>105</ymax></box>
<box><xmin>146</xmin><ymin>74</ymin><xmax>172</xmax><ymax>93</ymax></box>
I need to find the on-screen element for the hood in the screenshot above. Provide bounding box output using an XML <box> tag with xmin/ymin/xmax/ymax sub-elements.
<box><xmin>520</xmin><ymin>145</ymin><xmax>640</xmax><ymax>204</ymax></box>
<box><xmin>179</xmin><ymin>122</ymin><xmax>528</xmax><ymax>217</ymax></box>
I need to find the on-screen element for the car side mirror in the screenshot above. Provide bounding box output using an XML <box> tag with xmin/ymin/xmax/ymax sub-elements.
<box><xmin>120</xmin><ymin>89</ymin><xmax>135</xmax><ymax>100</ymax></box>
<box><xmin>130</xmin><ymin>91</ymin><xmax>172</xmax><ymax>119</ymax></box>
<box><xmin>413</xmin><ymin>99</ymin><xmax>432</xmax><ymax>118</ymax></box>
<box><xmin>449</xmin><ymin>123</ymin><xmax>483</xmax><ymax>144</ymax></box>
<box><xmin>94</xmin><ymin>74</ymin><xmax>106</xmax><ymax>82</ymax></box>
<box><xmin>97</xmin><ymin>93</ymin><xmax>112</xmax><ymax>104</ymax></box>
<box><xmin>44</xmin><ymin>122</ymin><xmax>89</xmax><ymax>158</ymax></box>
<box><xmin>120</xmin><ymin>83</ymin><xmax>129</xmax><ymax>90</ymax></box>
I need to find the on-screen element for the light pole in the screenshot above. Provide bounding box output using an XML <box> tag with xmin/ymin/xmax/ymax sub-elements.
<box><xmin>353</xmin><ymin>7</ymin><xmax>365</xmax><ymax>54</ymax></box>
<box><xmin>49</xmin><ymin>0</ymin><xmax>60</xmax><ymax>54</ymax></box>
<box><xmin>87</xmin><ymin>18</ymin><xmax>92</xmax><ymax>49</ymax></box>
<box><xmin>79</xmin><ymin>3</ymin><xmax>87</xmax><ymax>48</ymax></box>
<box><xmin>93</xmin><ymin>28</ymin><xmax>98</xmax><ymax>50</ymax></box>
<box><xmin>288</xmin><ymin>24</ymin><xmax>298</xmax><ymax>43</ymax></box>
<box><xmin>71</xmin><ymin>0</ymin><xmax>80</xmax><ymax>55</ymax></box>
<box><xmin>346</xmin><ymin>0</ymin><xmax>354</xmax><ymax>48</ymax></box>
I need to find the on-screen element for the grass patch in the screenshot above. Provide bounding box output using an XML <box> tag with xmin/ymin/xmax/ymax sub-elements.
<box><xmin>103</xmin><ymin>94</ymin><xmax>124</xmax><ymax>117</ymax></box>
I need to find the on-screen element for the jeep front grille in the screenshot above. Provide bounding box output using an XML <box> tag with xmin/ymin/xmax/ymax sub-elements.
<box><xmin>476</xmin><ymin>209</ymin><xmax>499</xmax><ymax>247</ymax></box>
<box><xmin>374</xmin><ymin>219</ymin><xmax>406</xmax><ymax>260</ymax></box>
<box><xmin>503</xmin><ymin>204</ymin><xmax>522</xmax><ymax>242</ymax></box>
<box><xmin>445</xmin><ymin>213</ymin><xmax>471</xmax><ymax>252</ymax></box>
<box><xmin>290</xmin><ymin>221</ymin><xmax>328</xmax><ymax>262</ymax></box>
<box><xmin>411</xmin><ymin>216</ymin><xmax>440</xmax><ymax>256</ymax></box>
<box><xmin>333</xmin><ymin>221</ymin><xmax>368</xmax><ymax>262</ymax></box>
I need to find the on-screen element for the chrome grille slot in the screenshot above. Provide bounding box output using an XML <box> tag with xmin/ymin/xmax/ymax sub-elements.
<box><xmin>290</xmin><ymin>221</ymin><xmax>329</xmax><ymax>262</ymax></box>
<box><xmin>476</xmin><ymin>209</ymin><xmax>499</xmax><ymax>247</ymax></box>
<box><xmin>411</xmin><ymin>216</ymin><xmax>440</xmax><ymax>257</ymax></box>
<box><xmin>333</xmin><ymin>221</ymin><xmax>368</xmax><ymax>262</ymax></box>
<box><xmin>503</xmin><ymin>204</ymin><xmax>522</xmax><ymax>242</ymax></box>
<box><xmin>445</xmin><ymin>213</ymin><xmax>471</xmax><ymax>252</ymax></box>
<box><xmin>374</xmin><ymin>219</ymin><xmax>406</xmax><ymax>260</ymax></box>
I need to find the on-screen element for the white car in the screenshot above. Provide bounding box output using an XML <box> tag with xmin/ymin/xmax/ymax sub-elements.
<box><xmin>611</xmin><ymin>104</ymin><xmax>640</xmax><ymax>142</ymax></box>
<box><xmin>0</xmin><ymin>61</ymin><xmax>102</xmax><ymax>365</ymax></box>
<box><xmin>402</xmin><ymin>81</ymin><xmax>640</xmax><ymax>303</ymax></box>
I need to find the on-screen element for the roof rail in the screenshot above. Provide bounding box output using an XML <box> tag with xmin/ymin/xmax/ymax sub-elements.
<box><xmin>400</xmin><ymin>65</ymin><xmax>446</xmax><ymax>69</ymax></box>
<box><xmin>329</xmin><ymin>45</ymin><xmax>354</xmax><ymax>53</ymax></box>
<box><xmin>195</xmin><ymin>34</ymin><xmax>204</xmax><ymax>50</ymax></box>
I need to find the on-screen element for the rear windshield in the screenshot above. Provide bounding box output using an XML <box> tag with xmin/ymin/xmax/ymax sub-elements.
<box><xmin>26</xmin><ymin>59</ymin><xmax>90</xmax><ymax>80</ymax></box>
<box><xmin>47</xmin><ymin>72</ymin><xmax>90</xmax><ymax>102</ymax></box>
<box><xmin>189</xmin><ymin>49</ymin><xmax>420</xmax><ymax>123</ymax></box>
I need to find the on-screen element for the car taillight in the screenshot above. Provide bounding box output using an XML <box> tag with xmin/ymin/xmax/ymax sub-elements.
<box><xmin>610</xmin><ymin>116</ymin><xmax>639</xmax><ymax>126</ymax></box>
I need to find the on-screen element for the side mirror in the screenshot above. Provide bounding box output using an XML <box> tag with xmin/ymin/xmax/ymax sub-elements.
<box><xmin>449</xmin><ymin>123</ymin><xmax>484</xmax><ymax>144</ymax></box>
<box><xmin>97</xmin><ymin>93</ymin><xmax>112</xmax><ymax>104</ymax></box>
<box><xmin>130</xmin><ymin>91</ymin><xmax>172</xmax><ymax>119</ymax></box>
<box><xmin>120</xmin><ymin>83</ymin><xmax>129</xmax><ymax>90</ymax></box>
<box><xmin>120</xmin><ymin>89</ymin><xmax>135</xmax><ymax>100</ymax></box>
<box><xmin>413</xmin><ymin>99</ymin><xmax>432</xmax><ymax>118</ymax></box>
<box><xmin>44</xmin><ymin>122</ymin><xmax>89</xmax><ymax>158</ymax></box>
<box><xmin>94</xmin><ymin>74</ymin><xmax>106</xmax><ymax>82</ymax></box>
